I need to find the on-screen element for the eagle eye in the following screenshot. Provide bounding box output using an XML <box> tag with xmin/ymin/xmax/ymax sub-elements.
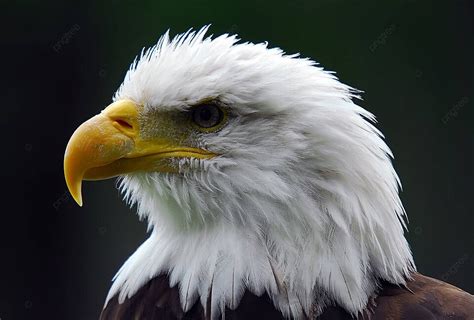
<box><xmin>191</xmin><ymin>103</ymin><xmax>225</xmax><ymax>129</ymax></box>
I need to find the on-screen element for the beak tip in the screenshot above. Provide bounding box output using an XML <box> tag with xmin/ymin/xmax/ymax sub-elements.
<box><xmin>65</xmin><ymin>175</ymin><xmax>84</xmax><ymax>207</ymax></box>
<box><xmin>75</xmin><ymin>197</ymin><xmax>83</xmax><ymax>207</ymax></box>
<box><xmin>70</xmin><ymin>187</ymin><xmax>83</xmax><ymax>207</ymax></box>
<box><xmin>64</xmin><ymin>155</ymin><xmax>84</xmax><ymax>207</ymax></box>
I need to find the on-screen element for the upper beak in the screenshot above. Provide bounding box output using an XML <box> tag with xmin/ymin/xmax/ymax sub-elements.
<box><xmin>64</xmin><ymin>100</ymin><xmax>215</xmax><ymax>206</ymax></box>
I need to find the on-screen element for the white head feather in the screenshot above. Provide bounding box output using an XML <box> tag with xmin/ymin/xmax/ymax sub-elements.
<box><xmin>105</xmin><ymin>26</ymin><xmax>415</xmax><ymax>318</ymax></box>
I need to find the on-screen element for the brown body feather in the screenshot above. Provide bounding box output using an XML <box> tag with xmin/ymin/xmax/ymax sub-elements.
<box><xmin>101</xmin><ymin>273</ymin><xmax>474</xmax><ymax>320</ymax></box>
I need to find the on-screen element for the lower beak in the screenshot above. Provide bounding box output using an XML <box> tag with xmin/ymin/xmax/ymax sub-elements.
<box><xmin>64</xmin><ymin>100</ymin><xmax>215</xmax><ymax>206</ymax></box>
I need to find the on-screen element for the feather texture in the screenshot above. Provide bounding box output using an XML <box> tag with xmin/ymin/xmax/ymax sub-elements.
<box><xmin>101</xmin><ymin>273</ymin><xmax>474</xmax><ymax>319</ymax></box>
<box><xmin>103</xmin><ymin>26</ymin><xmax>418</xmax><ymax>318</ymax></box>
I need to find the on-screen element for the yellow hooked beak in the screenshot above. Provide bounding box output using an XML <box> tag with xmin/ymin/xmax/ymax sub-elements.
<box><xmin>64</xmin><ymin>100</ymin><xmax>216</xmax><ymax>206</ymax></box>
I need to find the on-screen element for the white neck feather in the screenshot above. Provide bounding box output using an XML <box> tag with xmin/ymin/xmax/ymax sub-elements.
<box><xmin>106</xmin><ymin>125</ymin><xmax>415</xmax><ymax>318</ymax></box>
<box><xmin>105</xmin><ymin>28</ymin><xmax>415</xmax><ymax>318</ymax></box>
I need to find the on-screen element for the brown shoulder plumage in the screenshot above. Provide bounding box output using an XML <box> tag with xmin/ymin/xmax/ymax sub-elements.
<box><xmin>100</xmin><ymin>273</ymin><xmax>474</xmax><ymax>320</ymax></box>
<box><xmin>366</xmin><ymin>273</ymin><xmax>474</xmax><ymax>320</ymax></box>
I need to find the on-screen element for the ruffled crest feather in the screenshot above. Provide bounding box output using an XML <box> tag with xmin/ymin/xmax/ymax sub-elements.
<box><xmin>106</xmin><ymin>27</ymin><xmax>415</xmax><ymax>319</ymax></box>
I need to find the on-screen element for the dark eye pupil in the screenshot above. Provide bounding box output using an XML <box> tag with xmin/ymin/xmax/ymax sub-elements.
<box><xmin>192</xmin><ymin>104</ymin><xmax>223</xmax><ymax>129</ymax></box>
<box><xmin>199</xmin><ymin>108</ymin><xmax>212</xmax><ymax>121</ymax></box>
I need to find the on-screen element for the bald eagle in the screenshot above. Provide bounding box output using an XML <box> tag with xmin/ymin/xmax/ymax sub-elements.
<box><xmin>64</xmin><ymin>27</ymin><xmax>474</xmax><ymax>319</ymax></box>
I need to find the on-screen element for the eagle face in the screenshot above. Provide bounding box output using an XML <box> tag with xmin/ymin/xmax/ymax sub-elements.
<box><xmin>64</xmin><ymin>27</ymin><xmax>417</xmax><ymax>318</ymax></box>
<box><xmin>65</xmin><ymin>27</ymin><xmax>354</xmax><ymax>230</ymax></box>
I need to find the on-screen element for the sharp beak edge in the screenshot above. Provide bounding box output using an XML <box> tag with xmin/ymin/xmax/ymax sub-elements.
<box><xmin>64</xmin><ymin>100</ymin><xmax>215</xmax><ymax>206</ymax></box>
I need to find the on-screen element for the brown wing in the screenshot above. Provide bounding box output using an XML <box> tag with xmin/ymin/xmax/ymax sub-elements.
<box><xmin>100</xmin><ymin>273</ymin><xmax>474</xmax><ymax>320</ymax></box>
<box><xmin>100</xmin><ymin>275</ymin><xmax>193</xmax><ymax>320</ymax></box>
<box><xmin>367</xmin><ymin>273</ymin><xmax>474</xmax><ymax>320</ymax></box>
<box><xmin>100</xmin><ymin>274</ymin><xmax>286</xmax><ymax>320</ymax></box>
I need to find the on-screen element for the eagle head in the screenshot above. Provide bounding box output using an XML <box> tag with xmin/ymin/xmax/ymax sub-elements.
<box><xmin>64</xmin><ymin>26</ymin><xmax>414</xmax><ymax>318</ymax></box>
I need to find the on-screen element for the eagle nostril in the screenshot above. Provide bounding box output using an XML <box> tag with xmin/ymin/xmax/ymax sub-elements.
<box><xmin>114</xmin><ymin>119</ymin><xmax>133</xmax><ymax>130</ymax></box>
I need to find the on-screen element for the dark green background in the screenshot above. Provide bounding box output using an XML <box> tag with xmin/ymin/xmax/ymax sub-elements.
<box><xmin>3</xmin><ymin>0</ymin><xmax>473</xmax><ymax>319</ymax></box>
